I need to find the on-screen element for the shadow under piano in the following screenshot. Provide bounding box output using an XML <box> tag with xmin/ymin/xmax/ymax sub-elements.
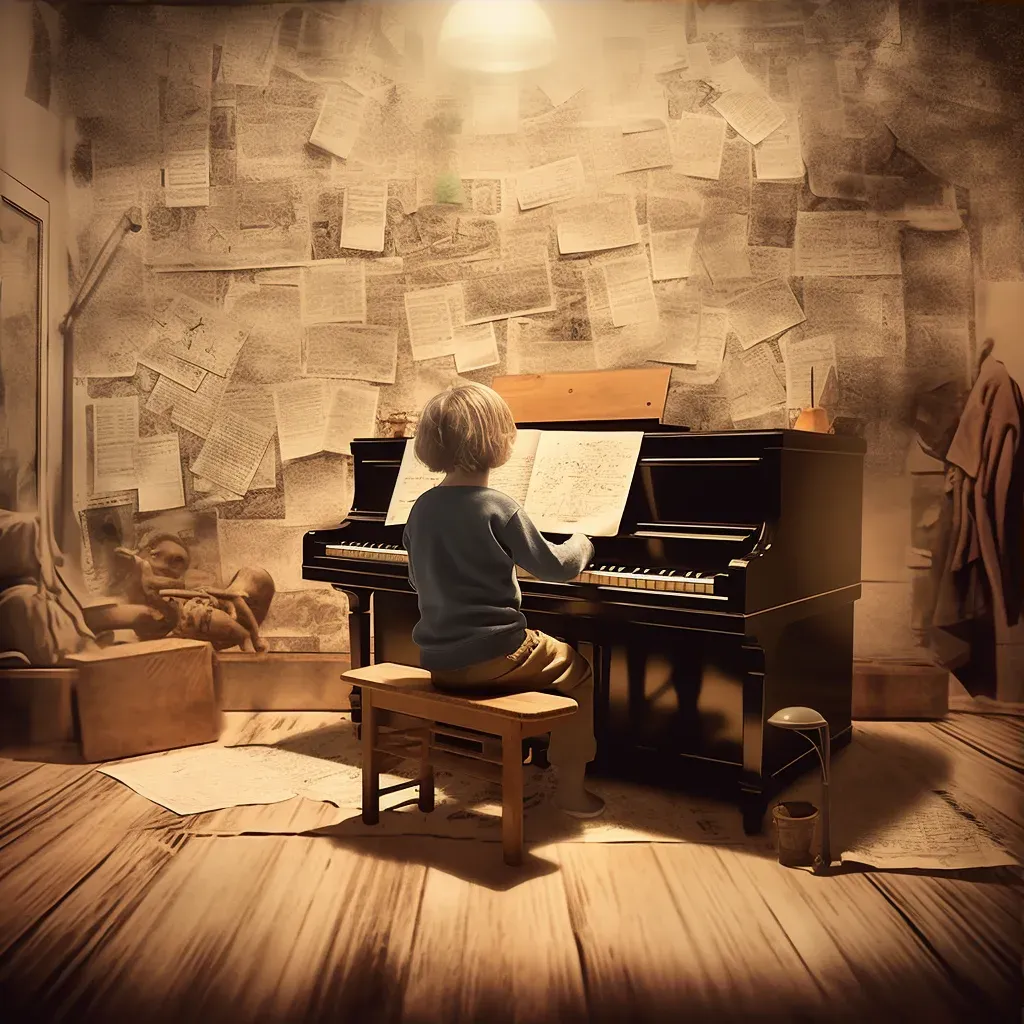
<box><xmin>303</xmin><ymin>374</ymin><xmax>866</xmax><ymax>833</ymax></box>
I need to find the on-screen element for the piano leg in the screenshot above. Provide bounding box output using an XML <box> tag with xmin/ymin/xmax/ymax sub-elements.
<box><xmin>336</xmin><ymin>586</ymin><xmax>372</xmax><ymax>726</ymax></box>
<box><xmin>740</xmin><ymin>791</ymin><xmax>769</xmax><ymax>835</ymax></box>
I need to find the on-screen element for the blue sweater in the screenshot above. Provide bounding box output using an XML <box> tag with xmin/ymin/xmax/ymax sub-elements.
<box><xmin>403</xmin><ymin>486</ymin><xmax>594</xmax><ymax>671</ymax></box>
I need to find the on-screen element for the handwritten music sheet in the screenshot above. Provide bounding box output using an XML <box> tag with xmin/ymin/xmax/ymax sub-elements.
<box><xmin>650</xmin><ymin>227</ymin><xmax>699</xmax><ymax>281</ymax></box>
<box><xmin>272</xmin><ymin>378</ymin><xmax>328</xmax><ymax>462</ymax></box>
<box><xmin>323</xmin><ymin>381</ymin><xmax>380</xmax><ymax>456</ymax></box>
<box><xmin>523</xmin><ymin>431</ymin><xmax>643</xmax><ymax>536</ymax></box>
<box><xmin>674</xmin><ymin>306</ymin><xmax>729</xmax><ymax>385</ymax></box>
<box><xmin>555</xmin><ymin>194</ymin><xmax>639</xmax><ymax>255</ymax></box>
<box><xmin>303</xmin><ymin>323</ymin><xmax>398</xmax><ymax>383</ymax></box>
<box><xmin>404</xmin><ymin>286</ymin><xmax>456</xmax><ymax>361</ymax></box>
<box><xmin>603</xmin><ymin>255</ymin><xmax>658</xmax><ymax>327</ymax></box>
<box><xmin>309</xmin><ymin>82</ymin><xmax>368</xmax><ymax>160</ymax></box>
<box><xmin>485</xmin><ymin>430</ymin><xmax>542</xmax><ymax>506</ymax></box>
<box><xmin>517</xmin><ymin>156</ymin><xmax>587</xmax><ymax>211</ymax></box>
<box><xmin>385</xmin><ymin>442</ymin><xmax>443</xmax><ymax>526</ymax></box>
<box><xmin>840</xmin><ymin>790</ymin><xmax>1018</xmax><ymax>871</ymax></box>
<box><xmin>148</xmin><ymin>297</ymin><xmax>250</xmax><ymax>377</ymax></box>
<box><xmin>135</xmin><ymin>434</ymin><xmax>185</xmax><ymax>512</ymax></box>
<box><xmin>92</xmin><ymin>396</ymin><xmax>139</xmax><ymax>494</ymax></box>
<box><xmin>725</xmin><ymin>277</ymin><xmax>807</xmax><ymax>349</ymax></box>
<box><xmin>299</xmin><ymin>260</ymin><xmax>367</xmax><ymax>325</ymax></box>
<box><xmin>794</xmin><ymin>212</ymin><xmax>903</xmax><ymax>276</ymax></box>
<box><xmin>340</xmin><ymin>183</ymin><xmax>387</xmax><ymax>253</ymax></box>
<box><xmin>191</xmin><ymin>409</ymin><xmax>274</xmax><ymax>496</ymax></box>
<box><xmin>780</xmin><ymin>332</ymin><xmax>837</xmax><ymax>409</ymax></box>
<box><xmin>667</xmin><ymin>113</ymin><xmax>727</xmax><ymax>179</ymax></box>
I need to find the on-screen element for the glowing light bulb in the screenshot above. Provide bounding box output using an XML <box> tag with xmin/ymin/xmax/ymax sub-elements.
<box><xmin>438</xmin><ymin>0</ymin><xmax>557</xmax><ymax>74</ymax></box>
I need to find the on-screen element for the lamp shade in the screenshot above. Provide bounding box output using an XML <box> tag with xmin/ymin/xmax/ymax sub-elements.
<box><xmin>438</xmin><ymin>0</ymin><xmax>557</xmax><ymax>74</ymax></box>
<box><xmin>767</xmin><ymin>706</ymin><xmax>828</xmax><ymax>730</ymax></box>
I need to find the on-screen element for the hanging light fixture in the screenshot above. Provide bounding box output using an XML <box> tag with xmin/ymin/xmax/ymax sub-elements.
<box><xmin>437</xmin><ymin>0</ymin><xmax>557</xmax><ymax>74</ymax></box>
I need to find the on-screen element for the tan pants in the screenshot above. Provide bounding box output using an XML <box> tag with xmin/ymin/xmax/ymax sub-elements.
<box><xmin>430</xmin><ymin>629</ymin><xmax>597</xmax><ymax>772</ymax></box>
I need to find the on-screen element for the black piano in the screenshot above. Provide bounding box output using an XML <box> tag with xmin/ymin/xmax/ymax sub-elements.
<box><xmin>303</xmin><ymin>425</ymin><xmax>865</xmax><ymax>833</ymax></box>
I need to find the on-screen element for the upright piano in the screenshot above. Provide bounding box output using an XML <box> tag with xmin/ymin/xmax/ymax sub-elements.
<box><xmin>302</xmin><ymin>369</ymin><xmax>866</xmax><ymax>832</ymax></box>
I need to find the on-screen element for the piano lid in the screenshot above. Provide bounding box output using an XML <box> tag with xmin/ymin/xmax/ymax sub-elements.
<box><xmin>492</xmin><ymin>367</ymin><xmax>672</xmax><ymax>427</ymax></box>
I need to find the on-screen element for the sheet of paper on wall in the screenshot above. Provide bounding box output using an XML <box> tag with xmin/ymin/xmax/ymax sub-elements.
<box><xmin>780</xmin><ymin>332</ymin><xmax>837</xmax><ymax>410</ymax></box>
<box><xmin>303</xmin><ymin>323</ymin><xmax>398</xmax><ymax>384</ymax></box>
<box><xmin>648</xmin><ymin>283</ymin><xmax>701</xmax><ymax>366</ymax></box>
<box><xmin>516</xmin><ymin>156</ymin><xmax>586</xmax><ymax>211</ymax></box>
<box><xmin>794</xmin><ymin>212</ymin><xmax>902</xmax><ymax>276</ymax></box>
<box><xmin>712</xmin><ymin>84</ymin><xmax>785</xmax><ymax>147</ymax></box>
<box><xmin>137</xmin><ymin>345</ymin><xmax>207</xmax><ymax>392</ymax></box>
<box><xmin>460</xmin><ymin>250</ymin><xmax>555</xmax><ymax>325</ymax></box>
<box><xmin>673</xmin><ymin>306</ymin><xmax>729</xmax><ymax>386</ymax></box>
<box><xmin>603</xmin><ymin>256</ymin><xmax>658</xmax><ymax>327</ymax></box>
<box><xmin>219</xmin><ymin>8</ymin><xmax>281</xmax><ymax>87</ymax></box>
<box><xmin>452</xmin><ymin>323</ymin><xmax>500</xmax><ymax>373</ymax></box>
<box><xmin>282</xmin><ymin>453</ymin><xmax>353</xmax><ymax>527</ymax></box>
<box><xmin>404</xmin><ymin>286</ymin><xmax>456</xmax><ymax>361</ymax></box>
<box><xmin>163</xmin><ymin>146</ymin><xmax>211</xmax><ymax>207</ymax></box>
<box><xmin>93</xmin><ymin>396</ymin><xmax>139</xmax><ymax>494</ymax></box>
<box><xmin>272</xmin><ymin>378</ymin><xmax>329</xmax><ymax>462</ymax></box>
<box><xmin>134</xmin><ymin>434</ymin><xmax>185</xmax><ymax>513</ymax></box>
<box><xmin>524</xmin><ymin>431</ymin><xmax>644</xmax><ymax>537</ymax></box>
<box><xmin>699</xmin><ymin>214</ymin><xmax>752</xmax><ymax>284</ymax></box>
<box><xmin>468</xmin><ymin>79</ymin><xmax>520</xmax><ymax>135</ymax></box>
<box><xmin>727</xmin><ymin>343</ymin><xmax>787</xmax><ymax>422</ymax></box>
<box><xmin>725</xmin><ymin>277</ymin><xmax>806</xmax><ymax>349</ymax></box>
<box><xmin>641</xmin><ymin>2</ymin><xmax>690</xmax><ymax>75</ymax></box>
<box><xmin>340</xmin><ymin>183</ymin><xmax>387</xmax><ymax>253</ymax></box>
<box><xmin>323</xmin><ymin>381</ymin><xmax>379</xmax><ymax>456</ymax></box>
<box><xmin>299</xmin><ymin>260</ymin><xmax>367</xmax><ymax>325</ymax></box>
<box><xmin>148</xmin><ymin>296</ymin><xmax>250</xmax><ymax>377</ymax></box>
<box><xmin>650</xmin><ymin>227</ymin><xmax>699</xmax><ymax>282</ymax></box>
<box><xmin>192</xmin><ymin>409</ymin><xmax>274</xmax><ymax>496</ymax></box>
<box><xmin>667</xmin><ymin>113</ymin><xmax>727</xmax><ymax>179</ymax></box>
<box><xmin>386</xmin><ymin>442</ymin><xmax>443</xmax><ymax>526</ymax></box>
<box><xmin>309</xmin><ymin>83</ymin><xmax>369</xmax><ymax>160</ymax></box>
<box><xmin>754</xmin><ymin>106</ymin><xmax>804</xmax><ymax>181</ymax></box>
<box><xmin>618</xmin><ymin>121</ymin><xmax>674</xmax><ymax>173</ymax></box>
<box><xmin>555</xmin><ymin>194</ymin><xmax>639</xmax><ymax>255</ymax></box>
<box><xmin>801</xmin><ymin>277</ymin><xmax>900</xmax><ymax>360</ymax></box>
<box><xmin>147</xmin><ymin>372</ymin><xmax>228</xmax><ymax>439</ymax></box>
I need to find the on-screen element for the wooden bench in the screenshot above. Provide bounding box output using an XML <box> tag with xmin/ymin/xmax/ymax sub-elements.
<box><xmin>343</xmin><ymin>662</ymin><xmax>579</xmax><ymax>865</ymax></box>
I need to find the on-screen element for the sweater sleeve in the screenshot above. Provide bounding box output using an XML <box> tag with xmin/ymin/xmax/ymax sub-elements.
<box><xmin>497</xmin><ymin>508</ymin><xmax>594</xmax><ymax>583</ymax></box>
<box><xmin>402</xmin><ymin>527</ymin><xmax>417</xmax><ymax>592</ymax></box>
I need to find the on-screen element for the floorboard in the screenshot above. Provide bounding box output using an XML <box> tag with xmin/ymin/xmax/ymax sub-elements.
<box><xmin>0</xmin><ymin>716</ymin><xmax>1019</xmax><ymax>1023</ymax></box>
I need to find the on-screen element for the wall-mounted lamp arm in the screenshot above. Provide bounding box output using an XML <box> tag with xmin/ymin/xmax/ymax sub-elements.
<box><xmin>59</xmin><ymin>206</ymin><xmax>142</xmax><ymax>336</ymax></box>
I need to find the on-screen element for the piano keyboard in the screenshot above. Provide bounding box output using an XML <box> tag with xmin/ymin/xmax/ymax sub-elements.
<box><xmin>323</xmin><ymin>542</ymin><xmax>723</xmax><ymax>596</ymax></box>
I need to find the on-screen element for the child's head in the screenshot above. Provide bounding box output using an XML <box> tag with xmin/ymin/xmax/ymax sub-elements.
<box><xmin>414</xmin><ymin>382</ymin><xmax>517</xmax><ymax>474</ymax></box>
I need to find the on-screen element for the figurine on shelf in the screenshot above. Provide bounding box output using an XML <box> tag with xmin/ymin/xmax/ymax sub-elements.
<box><xmin>83</xmin><ymin>532</ymin><xmax>275</xmax><ymax>653</ymax></box>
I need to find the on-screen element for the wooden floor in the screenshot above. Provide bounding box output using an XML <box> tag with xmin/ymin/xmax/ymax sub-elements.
<box><xmin>0</xmin><ymin>708</ymin><xmax>1020</xmax><ymax>1024</ymax></box>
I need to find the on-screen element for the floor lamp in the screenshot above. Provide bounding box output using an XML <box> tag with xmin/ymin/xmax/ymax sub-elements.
<box><xmin>767</xmin><ymin>706</ymin><xmax>832</xmax><ymax>874</ymax></box>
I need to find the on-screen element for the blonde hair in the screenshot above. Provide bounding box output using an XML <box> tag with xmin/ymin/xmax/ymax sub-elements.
<box><xmin>414</xmin><ymin>382</ymin><xmax>517</xmax><ymax>474</ymax></box>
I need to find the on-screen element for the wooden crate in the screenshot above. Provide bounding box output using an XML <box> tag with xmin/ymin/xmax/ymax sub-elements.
<box><xmin>852</xmin><ymin>660</ymin><xmax>950</xmax><ymax>720</ymax></box>
<box><xmin>0</xmin><ymin>668</ymin><xmax>77</xmax><ymax>745</ymax></box>
<box><xmin>67</xmin><ymin>638</ymin><xmax>220</xmax><ymax>762</ymax></box>
<box><xmin>216</xmin><ymin>652</ymin><xmax>352</xmax><ymax>711</ymax></box>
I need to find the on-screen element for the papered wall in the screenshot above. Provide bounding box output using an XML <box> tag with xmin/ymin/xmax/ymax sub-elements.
<box><xmin>58</xmin><ymin>0</ymin><xmax>1024</xmax><ymax>657</ymax></box>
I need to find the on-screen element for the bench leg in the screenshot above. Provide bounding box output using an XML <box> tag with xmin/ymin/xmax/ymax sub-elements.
<box><xmin>501</xmin><ymin>724</ymin><xmax>524</xmax><ymax>866</ymax></box>
<box><xmin>418</xmin><ymin>731</ymin><xmax>434</xmax><ymax>813</ymax></box>
<box><xmin>361</xmin><ymin>692</ymin><xmax>379</xmax><ymax>825</ymax></box>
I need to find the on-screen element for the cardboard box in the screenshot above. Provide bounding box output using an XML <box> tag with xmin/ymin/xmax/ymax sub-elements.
<box><xmin>852</xmin><ymin>660</ymin><xmax>949</xmax><ymax>720</ymax></box>
<box><xmin>0</xmin><ymin>668</ymin><xmax>77</xmax><ymax>745</ymax></box>
<box><xmin>216</xmin><ymin>653</ymin><xmax>352</xmax><ymax>711</ymax></box>
<box><xmin>67</xmin><ymin>638</ymin><xmax>220</xmax><ymax>762</ymax></box>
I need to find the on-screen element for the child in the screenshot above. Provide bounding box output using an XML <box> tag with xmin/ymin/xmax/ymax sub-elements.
<box><xmin>403</xmin><ymin>382</ymin><xmax>605</xmax><ymax>818</ymax></box>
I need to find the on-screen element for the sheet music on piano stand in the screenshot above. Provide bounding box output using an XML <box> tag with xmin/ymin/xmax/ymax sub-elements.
<box><xmin>385</xmin><ymin>429</ymin><xmax>643</xmax><ymax>536</ymax></box>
